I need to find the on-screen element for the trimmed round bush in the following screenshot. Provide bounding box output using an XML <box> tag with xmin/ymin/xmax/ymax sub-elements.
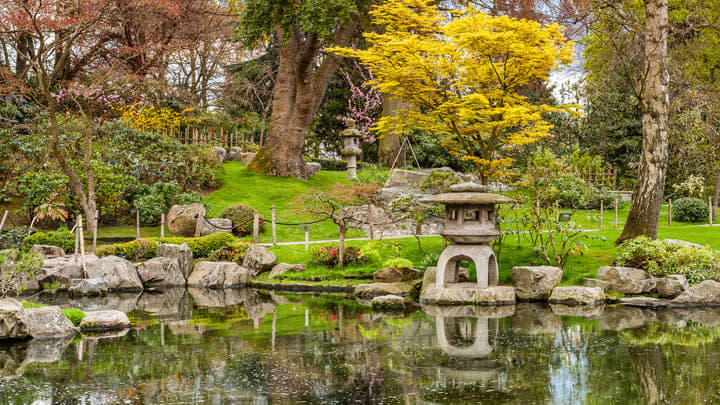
<box><xmin>173</xmin><ymin>217</ymin><xmax>197</xmax><ymax>237</ymax></box>
<box><xmin>23</xmin><ymin>229</ymin><xmax>74</xmax><ymax>252</ymax></box>
<box><xmin>220</xmin><ymin>204</ymin><xmax>263</xmax><ymax>236</ymax></box>
<box><xmin>673</xmin><ymin>197</ymin><xmax>708</xmax><ymax>223</ymax></box>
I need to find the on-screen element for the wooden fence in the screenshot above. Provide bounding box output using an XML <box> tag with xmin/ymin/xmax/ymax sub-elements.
<box><xmin>531</xmin><ymin>166</ymin><xmax>617</xmax><ymax>190</ymax></box>
<box><xmin>163</xmin><ymin>126</ymin><xmax>260</xmax><ymax>150</ymax></box>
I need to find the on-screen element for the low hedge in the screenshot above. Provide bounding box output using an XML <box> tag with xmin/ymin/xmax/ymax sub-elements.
<box><xmin>96</xmin><ymin>232</ymin><xmax>236</xmax><ymax>260</ymax></box>
<box><xmin>614</xmin><ymin>236</ymin><xmax>719</xmax><ymax>284</ymax></box>
<box><xmin>23</xmin><ymin>229</ymin><xmax>75</xmax><ymax>252</ymax></box>
<box><xmin>672</xmin><ymin>197</ymin><xmax>708</xmax><ymax>223</ymax></box>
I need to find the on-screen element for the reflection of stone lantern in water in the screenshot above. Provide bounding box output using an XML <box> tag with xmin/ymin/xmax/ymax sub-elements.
<box><xmin>428</xmin><ymin>182</ymin><xmax>515</xmax><ymax>289</ymax></box>
<box><xmin>422</xmin><ymin>305</ymin><xmax>512</xmax><ymax>391</ymax></box>
<box><xmin>340</xmin><ymin>119</ymin><xmax>363</xmax><ymax>180</ymax></box>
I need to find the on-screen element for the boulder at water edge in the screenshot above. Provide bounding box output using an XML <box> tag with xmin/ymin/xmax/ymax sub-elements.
<box><xmin>80</xmin><ymin>310</ymin><xmax>131</xmax><ymax>332</ymax></box>
<box><xmin>512</xmin><ymin>266</ymin><xmax>563</xmax><ymax>300</ymax></box>
<box><xmin>548</xmin><ymin>286</ymin><xmax>605</xmax><ymax>306</ymax></box>
<box><xmin>656</xmin><ymin>275</ymin><xmax>689</xmax><ymax>299</ymax></box>
<box><xmin>36</xmin><ymin>257</ymin><xmax>83</xmax><ymax>290</ymax></box>
<box><xmin>135</xmin><ymin>257</ymin><xmax>186</xmax><ymax>289</ymax></box>
<box><xmin>268</xmin><ymin>263</ymin><xmax>306</xmax><ymax>279</ymax></box>
<box><xmin>243</xmin><ymin>245</ymin><xmax>277</xmax><ymax>276</ymax></box>
<box><xmin>187</xmin><ymin>261</ymin><xmax>252</xmax><ymax>288</ymax></box>
<box><xmin>597</xmin><ymin>266</ymin><xmax>656</xmax><ymax>294</ymax></box>
<box><xmin>354</xmin><ymin>282</ymin><xmax>414</xmax><ymax>299</ymax></box>
<box><xmin>157</xmin><ymin>243</ymin><xmax>193</xmax><ymax>279</ymax></box>
<box><xmin>671</xmin><ymin>280</ymin><xmax>720</xmax><ymax>306</ymax></box>
<box><xmin>86</xmin><ymin>256</ymin><xmax>143</xmax><ymax>292</ymax></box>
<box><xmin>373</xmin><ymin>267</ymin><xmax>423</xmax><ymax>283</ymax></box>
<box><xmin>0</xmin><ymin>298</ymin><xmax>28</xmax><ymax>339</ymax></box>
<box><xmin>23</xmin><ymin>306</ymin><xmax>78</xmax><ymax>338</ymax></box>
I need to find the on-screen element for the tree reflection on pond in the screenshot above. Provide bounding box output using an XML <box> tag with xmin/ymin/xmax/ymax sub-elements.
<box><xmin>3</xmin><ymin>291</ymin><xmax>720</xmax><ymax>403</ymax></box>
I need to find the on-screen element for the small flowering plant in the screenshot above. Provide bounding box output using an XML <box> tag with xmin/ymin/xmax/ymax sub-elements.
<box><xmin>207</xmin><ymin>241</ymin><xmax>252</xmax><ymax>264</ymax></box>
<box><xmin>310</xmin><ymin>244</ymin><xmax>367</xmax><ymax>268</ymax></box>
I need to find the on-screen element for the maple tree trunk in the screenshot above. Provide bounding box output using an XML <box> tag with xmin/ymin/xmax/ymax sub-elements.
<box><xmin>248</xmin><ymin>23</ymin><xmax>357</xmax><ymax>179</ymax></box>
<box><xmin>378</xmin><ymin>94</ymin><xmax>405</xmax><ymax>168</ymax></box>
<box><xmin>338</xmin><ymin>225</ymin><xmax>346</xmax><ymax>268</ymax></box>
<box><xmin>617</xmin><ymin>0</ymin><xmax>669</xmax><ymax>243</ymax></box>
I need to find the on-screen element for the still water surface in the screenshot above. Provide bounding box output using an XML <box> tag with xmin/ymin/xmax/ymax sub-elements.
<box><xmin>2</xmin><ymin>288</ymin><xmax>720</xmax><ymax>404</ymax></box>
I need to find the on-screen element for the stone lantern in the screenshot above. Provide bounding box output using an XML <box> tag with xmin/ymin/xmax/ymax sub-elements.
<box><xmin>340</xmin><ymin>119</ymin><xmax>363</xmax><ymax>180</ymax></box>
<box><xmin>421</xmin><ymin>182</ymin><xmax>515</xmax><ymax>303</ymax></box>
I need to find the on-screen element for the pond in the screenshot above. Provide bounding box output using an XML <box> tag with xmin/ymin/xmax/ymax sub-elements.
<box><xmin>2</xmin><ymin>289</ymin><xmax>720</xmax><ymax>404</ymax></box>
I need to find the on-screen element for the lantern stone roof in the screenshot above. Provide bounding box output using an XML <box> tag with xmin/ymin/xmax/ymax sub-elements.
<box><xmin>341</xmin><ymin>119</ymin><xmax>362</xmax><ymax>138</ymax></box>
<box><xmin>423</xmin><ymin>182</ymin><xmax>516</xmax><ymax>205</ymax></box>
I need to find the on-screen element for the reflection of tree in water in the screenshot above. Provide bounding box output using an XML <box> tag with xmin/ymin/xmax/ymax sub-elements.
<box><xmin>617</xmin><ymin>320</ymin><xmax>720</xmax><ymax>404</ymax></box>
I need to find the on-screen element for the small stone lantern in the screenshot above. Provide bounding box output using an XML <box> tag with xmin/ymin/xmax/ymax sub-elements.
<box><xmin>340</xmin><ymin>119</ymin><xmax>363</xmax><ymax>180</ymax></box>
<box><xmin>426</xmin><ymin>182</ymin><xmax>515</xmax><ymax>289</ymax></box>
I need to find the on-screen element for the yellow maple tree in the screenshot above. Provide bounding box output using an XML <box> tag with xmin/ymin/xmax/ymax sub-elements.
<box><xmin>331</xmin><ymin>0</ymin><xmax>579</xmax><ymax>183</ymax></box>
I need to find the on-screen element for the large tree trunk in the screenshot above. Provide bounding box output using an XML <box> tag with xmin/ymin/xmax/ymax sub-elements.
<box><xmin>617</xmin><ymin>0</ymin><xmax>669</xmax><ymax>244</ymax></box>
<box><xmin>377</xmin><ymin>94</ymin><xmax>405</xmax><ymax>168</ymax></box>
<box><xmin>247</xmin><ymin>23</ymin><xmax>358</xmax><ymax>179</ymax></box>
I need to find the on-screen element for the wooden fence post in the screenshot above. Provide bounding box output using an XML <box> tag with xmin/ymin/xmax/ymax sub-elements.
<box><xmin>599</xmin><ymin>200</ymin><xmax>604</xmax><ymax>230</ymax></box>
<box><xmin>368</xmin><ymin>203</ymin><xmax>374</xmax><ymax>239</ymax></box>
<box><xmin>304</xmin><ymin>226</ymin><xmax>310</xmax><ymax>250</ymax></box>
<box><xmin>554</xmin><ymin>200</ymin><xmax>559</xmax><ymax>223</ymax></box>
<box><xmin>161</xmin><ymin>213</ymin><xmax>165</xmax><ymax>239</ymax></box>
<box><xmin>535</xmin><ymin>199</ymin><xmax>540</xmax><ymax>216</ymax></box>
<box><xmin>271</xmin><ymin>205</ymin><xmax>277</xmax><ymax>246</ymax></box>
<box><xmin>253</xmin><ymin>213</ymin><xmax>260</xmax><ymax>244</ymax></box>
<box><xmin>710</xmin><ymin>197</ymin><xmax>714</xmax><ymax>226</ymax></box>
<box><xmin>668</xmin><ymin>198</ymin><xmax>672</xmax><ymax>227</ymax></box>
<box><xmin>136</xmin><ymin>208</ymin><xmax>140</xmax><ymax>239</ymax></box>
<box><xmin>0</xmin><ymin>210</ymin><xmax>7</xmax><ymax>232</ymax></box>
<box><xmin>614</xmin><ymin>198</ymin><xmax>618</xmax><ymax>228</ymax></box>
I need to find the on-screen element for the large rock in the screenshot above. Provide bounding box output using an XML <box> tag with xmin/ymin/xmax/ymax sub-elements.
<box><xmin>195</xmin><ymin>217</ymin><xmax>232</xmax><ymax>237</ymax></box>
<box><xmin>656</xmin><ymin>275</ymin><xmax>689</xmax><ymax>299</ymax></box>
<box><xmin>157</xmin><ymin>243</ymin><xmax>193</xmax><ymax>279</ymax></box>
<box><xmin>69</xmin><ymin>278</ymin><xmax>108</xmax><ymax>297</ymax></box>
<box><xmin>239</xmin><ymin>152</ymin><xmax>256</xmax><ymax>165</ymax></box>
<box><xmin>36</xmin><ymin>258</ymin><xmax>83</xmax><ymax>290</ymax></box>
<box><xmin>135</xmin><ymin>257</ymin><xmax>186</xmax><ymax>289</ymax></box>
<box><xmin>512</xmin><ymin>266</ymin><xmax>563</xmax><ymax>300</ymax></box>
<box><xmin>85</xmin><ymin>256</ymin><xmax>143</xmax><ymax>292</ymax></box>
<box><xmin>212</xmin><ymin>146</ymin><xmax>227</xmax><ymax>163</ymax></box>
<box><xmin>268</xmin><ymin>263</ymin><xmax>306</xmax><ymax>280</ymax></box>
<box><xmin>671</xmin><ymin>280</ymin><xmax>720</xmax><ymax>306</ymax></box>
<box><xmin>597</xmin><ymin>266</ymin><xmax>656</xmax><ymax>294</ymax></box>
<box><xmin>80</xmin><ymin>310</ymin><xmax>131</xmax><ymax>331</ymax></box>
<box><xmin>243</xmin><ymin>245</ymin><xmax>277</xmax><ymax>276</ymax></box>
<box><xmin>354</xmin><ymin>282</ymin><xmax>414</xmax><ymax>299</ymax></box>
<box><xmin>582</xmin><ymin>278</ymin><xmax>610</xmax><ymax>292</ymax></box>
<box><xmin>167</xmin><ymin>203</ymin><xmax>206</xmax><ymax>233</ymax></box>
<box><xmin>420</xmin><ymin>284</ymin><xmax>515</xmax><ymax>306</ymax></box>
<box><xmin>29</xmin><ymin>245</ymin><xmax>65</xmax><ymax>259</ymax></box>
<box><xmin>187</xmin><ymin>261</ymin><xmax>252</xmax><ymax>289</ymax></box>
<box><xmin>0</xmin><ymin>298</ymin><xmax>28</xmax><ymax>339</ymax></box>
<box><xmin>306</xmin><ymin>162</ymin><xmax>321</xmax><ymax>177</ymax></box>
<box><xmin>23</xmin><ymin>306</ymin><xmax>78</xmax><ymax>338</ymax></box>
<box><xmin>421</xmin><ymin>267</ymin><xmax>437</xmax><ymax>291</ymax></box>
<box><xmin>226</xmin><ymin>146</ymin><xmax>242</xmax><ymax>161</ymax></box>
<box><xmin>548</xmin><ymin>286</ymin><xmax>605</xmax><ymax>306</ymax></box>
<box><xmin>1</xmin><ymin>262</ymin><xmax>40</xmax><ymax>295</ymax></box>
<box><xmin>373</xmin><ymin>266</ymin><xmax>423</xmax><ymax>283</ymax></box>
<box><xmin>372</xmin><ymin>295</ymin><xmax>405</xmax><ymax>311</ymax></box>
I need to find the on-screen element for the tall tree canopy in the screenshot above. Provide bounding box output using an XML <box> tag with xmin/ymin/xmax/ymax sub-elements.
<box><xmin>333</xmin><ymin>0</ymin><xmax>577</xmax><ymax>184</ymax></box>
